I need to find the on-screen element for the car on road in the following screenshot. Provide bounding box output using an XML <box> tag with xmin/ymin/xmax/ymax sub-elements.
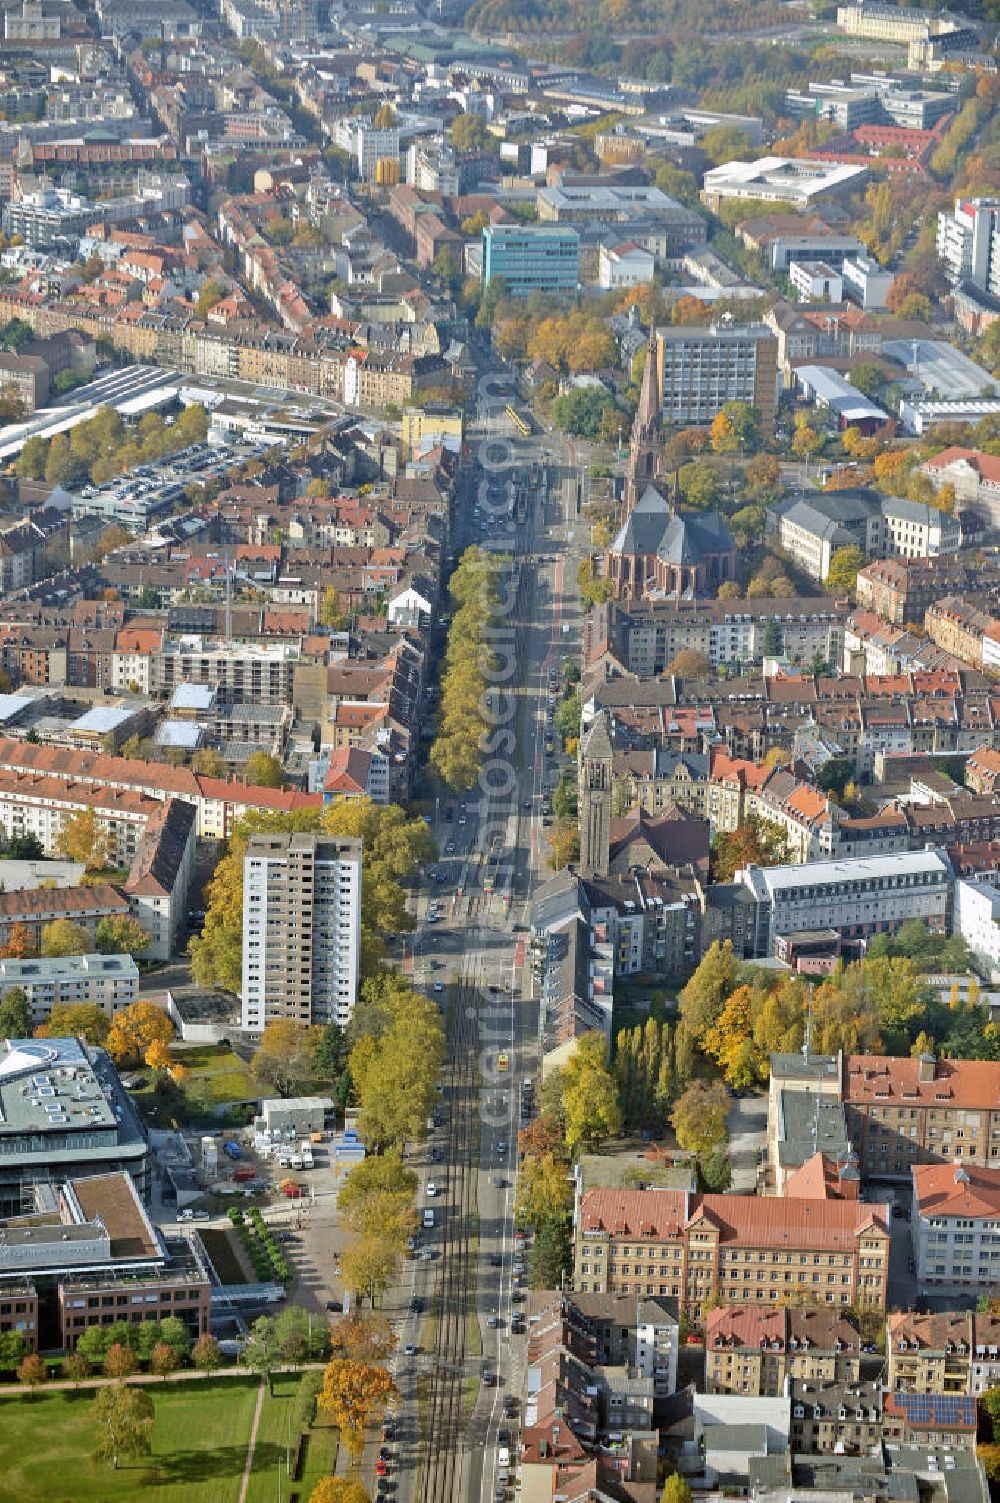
<box><xmin>445</xmin><ymin>842</ymin><xmax>455</xmax><ymax>855</ymax></box>
<box><xmin>403</xmin><ymin>1343</ymin><xmax>416</xmax><ymax>1357</ymax></box>
<box><xmin>409</xmin><ymin>1296</ymin><xmax>422</xmax><ymax>1313</ymax></box>
<box><xmin>421</xmin><ymin>1246</ymin><xmax>435</xmax><ymax>1261</ymax></box>
<box><xmin>375</xmin><ymin>1459</ymin><xmax>388</xmax><ymax>1477</ymax></box>
<box><xmin>482</xmin><ymin>1364</ymin><xmax>496</xmax><ymax>1386</ymax></box>
<box><xmin>498</xmin><ymin>1447</ymin><xmax>511</xmax><ymax>1468</ymax></box>
<box><xmin>423</xmin><ymin>1208</ymin><xmax>435</xmax><ymax>1228</ymax></box>
<box><xmin>487</xmin><ymin>1314</ymin><xmax>502</xmax><ymax>1329</ymax></box>
<box><xmin>426</xmin><ymin>1181</ymin><xmax>437</xmax><ymax>1197</ymax></box>
<box><xmin>325</xmin><ymin>1300</ymin><xmax>343</xmax><ymax>1312</ymax></box>
<box><xmin>430</xmin><ymin>1147</ymin><xmax>443</xmax><ymax>1163</ymax></box>
<box><xmin>433</xmin><ymin>982</ymin><xmax>444</xmax><ymax>993</ymax></box>
<box><xmin>490</xmin><ymin>1252</ymin><xmax>502</xmax><ymax>1267</ymax></box>
<box><xmin>497</xmin><ymin>1052</ymin><xmax>509</xmax><ymax>1072</ymax></box>
<box><xmin>496</xmin><ymin>1140</ymin><xmax>508</xmax><ymax>1155</ymax></box>
<box><xmin>498</xmin><ymin>1426</ymin><xmax>510</xmax><ymax>1443</ymax></box>
<box><xmin>493</xmin><ymin>1176</ymin><xmax>505</xmax><ymax>1190</ymax></box>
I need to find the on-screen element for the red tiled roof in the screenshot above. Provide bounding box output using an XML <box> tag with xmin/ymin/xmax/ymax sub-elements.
<box><xmin>323</xmin><ymin>747</ymin><xmax>371</xmax><ymax>795</ymax></box>
<box><xmin>887</xmin><ymin>1310</ymin><xmax>971</xmax><ymax>1351</ymax></box>
<box><xmin>579</xmin><ymin>1189</ymin><xmax>688</xmax><ymax>1239</ymax></box>
<box><xmin>912</xmin><ymin>1162</ymin><xmax>1000</xmax><ymax>1220</ymax></box>
<box><xmin>114</xmin><ymin>628</ymin><xmax>162</xmax><ymax>654</ymax></box>
<box><xmin>578</xmin><ymin>1188</ymin><xmax>886</xmax><ymax>1249</ymax></box>
<box><xmin>195</xmin><ymin>777</ymin><xmax>321</xmax><ymax>813</ymax></box>
<box><xmin>846</xmin><ymin>1054</ymin><xmax>1000</xmax><ymax>1110</ymax></box>
<box><xmin>922</xmin><ymin>446</ymin><xmax>1000</xmax><ymax>485</ymax></box>
<box><xmin>705</xmin><ymin>1305</ymin><xmax>785</xmax><ymax>1351</ymax></box>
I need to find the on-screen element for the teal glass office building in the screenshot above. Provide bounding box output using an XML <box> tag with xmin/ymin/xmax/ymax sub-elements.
<box><xmin>482</xmin><ymin>224</ymin><xmax>580</xmax><ymax>296</ymax></box>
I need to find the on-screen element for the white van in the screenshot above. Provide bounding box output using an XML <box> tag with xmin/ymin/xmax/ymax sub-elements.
<box><xmin>423</xmin><ymin>1208</ymin><xmax>435</xmax><ymax>1229</ymax></box>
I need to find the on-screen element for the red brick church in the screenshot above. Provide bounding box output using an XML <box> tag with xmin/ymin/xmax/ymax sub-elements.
<box><xmin>606</xmin><ymin>334</ymin><xmax>739</xmax><ymax>601</ymax></box>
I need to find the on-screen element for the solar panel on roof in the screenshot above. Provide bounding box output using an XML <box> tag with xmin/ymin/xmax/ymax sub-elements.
<box><xmin>895</xmin><ymin>1392</ymin><xmax>974</xmax><ymax>1425</ymax></box>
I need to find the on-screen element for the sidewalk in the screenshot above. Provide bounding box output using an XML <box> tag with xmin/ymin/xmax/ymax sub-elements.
<box><xmin>0</xmin><ymin>1360</ymin><xmax>326</xmax><ymax>1398</ymax></box>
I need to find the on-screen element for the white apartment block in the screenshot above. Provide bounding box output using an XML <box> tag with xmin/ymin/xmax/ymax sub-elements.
<box><xmin>739</xmin><ymin>848</ymin><xmax>953</xmax><ymax>956</ymax></box>
<box><xmin>241</xmin><ymin>832</ymin><xmax>362</xmax><ymax>1034</ymax></box>
<box><xmin>0</xmin><ymin>953</ymin><xmax>138</xmax><ymax>1029</ymax></box>
<box><xmin>911</xmin><ymin>1163</ymin><xmax>1000</xmax><ymax>1288</ymax></box>
<box><xmin>332</xmin><ymin>119</ymin><xmax>399</xmax><ymax>183</ymax></box>
<box><xmin>789</xmin><ymin>260</ymin><xmax>843</xmax><ymax>303</ymax></box>
<box><xmin>880</xmin><ymin>497</ymin><xmax>962</xmax><ymax>560</ymax></box>
<box><xmin>841</xmin><ymin>254</ymin><xmax>894</xmax><ymax>310</ymax></box>
<box><xmin>598</xmin><ymin>241</ymin><xmax>656</xmax><ymax>289</ymax></box>
<box><xmin>936</xmin><ymin>197</ymin><xmax>1000</xmax><ymax>292</ymax></box>
<box><xmin>953</xmin><ymin>877</ymin><xmax>1000</xmax><ymax>982</ymax></box>
<box><xmin>634</xmin><ymin>1302</ymin><xmax>680</xmax><ymax>1397</ymax></box>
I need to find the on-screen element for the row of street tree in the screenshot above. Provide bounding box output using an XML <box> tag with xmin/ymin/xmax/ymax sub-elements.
<box><xmin>429</xmin><ymin>546</ymin><xmax>503</xmax><ymax>791</ymax></box>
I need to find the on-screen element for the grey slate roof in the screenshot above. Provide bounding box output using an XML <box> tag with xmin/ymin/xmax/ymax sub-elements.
<box><xmin>611</xmin><ymin>485</ymin><xmax>736</xmax><ymax>566</ymax></box>
<box><xmin>611</xmin><ymin>486</ymin><xmax>671</xmax><ymax>554</ymax></box>
<box><xmin>658</xmin><ymin>507</ymin><xmax>736</xmax><ymax>565</ymax></box>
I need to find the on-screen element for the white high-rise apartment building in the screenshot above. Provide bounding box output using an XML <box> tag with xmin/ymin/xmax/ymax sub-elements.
<box><xmin>936</xmin><ymin>197</ymin><xmax>1000</xmax><ymax>293</ymax></box>
<box><xmin>241</xmin><ymin>832</ymin><xmax>362</xmax><ymax>1034</ymax></box>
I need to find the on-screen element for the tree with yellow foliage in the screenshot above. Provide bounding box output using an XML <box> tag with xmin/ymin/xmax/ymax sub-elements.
<box><xmin>55</xmin><ymin>807</ymin><xmax>113</xmax><ymax>870</ymax></box>
<box><xmin>702</xmin><ymin>985</ymin><xmax>759</xmax><ymax>1089</ymax></box>
<box><xmin>145</xmin><ymin>1039</ymin><xmax>171</xmax><ymax>1072</ymax></box>
<box><xmin>547</xmin><ymin>819</ymin><xmax>580</xmax><ymax>870</ymax></box>
<box><xmin>252</xmin><ymin>1019</ymin><xmax>323</xmax><ymax>1098</ymax></box>
<box><xmin>710</xmin><ymin>410</ymin><xmax>738</xmax><ymax>455</ymax></box>
<box><xmin>670</xmin><ymin>1079</ymin><xmax>729</xmax><ymax>1158</ymax></box>
<box><xmin>319</xmin><ymin>1358</ymin><xmax>398</xmax><ymax>1464</ymax></box>
<box><xmin>309</xmin><ymin>1481</ymin><xmax>371</xmax><ymax>1503</ymax></box>
<box><xmin>105</xmin><ymin>1001</ymin><xmax>174</xmax><ymax>1067</ymax></box>
<box><xmin>791</xmin><ymin>422</ymin><xmax>822</xmax><ymax>459</ymax></box>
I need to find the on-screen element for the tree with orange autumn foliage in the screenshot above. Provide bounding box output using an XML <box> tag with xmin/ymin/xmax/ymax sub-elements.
<box><xmin>672</xmin><ymin>295</ymin><xmax>711</xmax><ymax>326</ymax></box>
<box><xmin>872</xmin><ymin>448</ymin><xmax>911</xmax><ymax>494</ymax></box>
<box><xmin>518</xmin><ymin>1110</ymin><xmax>566</xmax><ymax>1162</ymax></box>
<box><xmin>0</xmin><ymin>922</ymin><xmax>33</xmax><ymax>959</ymax></box>
<box><xmin>330</xmin><ymin>1312</ymin><xmax>396</xmax><ymax>1365</ymax></box>
<box><xmin>318</xmin><ymin>1359</ymin><xmax>398</xmax><ymax>1463</ymax></box>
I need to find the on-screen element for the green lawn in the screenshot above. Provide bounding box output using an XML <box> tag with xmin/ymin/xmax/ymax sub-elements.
<box><xmin>175</xmin><ymin>1044</ymin><xmax>255</xmax><ymax>1104</ymax></box>
<box><xmin>131</xmin><ymin>1044</ymin><xmax>256</xmax><ymax>1131</ymax></box>
<box><xmin>244</xmin><ymin>1375</ymin><xmax>338</xmax><ymax>1503</ymax></box>
<box><xmin>0</xmin><ymin>1377</ymin><xmax>261</xmax><ymax>1503</ymax></box>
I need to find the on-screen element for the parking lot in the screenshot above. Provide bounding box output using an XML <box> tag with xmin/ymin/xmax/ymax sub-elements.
<box><xmin>727</xmin><ymin>1091</ymin><xmax>768</xmax><ymax>1192</ymax></box>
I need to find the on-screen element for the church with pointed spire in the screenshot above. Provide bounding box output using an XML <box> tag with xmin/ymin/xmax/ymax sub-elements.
<box><xmin>624</xmin><ymin>332</ymin><xmax>664</xmax><ymax>512</ymax></box>
<box><xmin>608</xmin><ymin>330</ymin><xmax>739</xmax><ymax>601</ymax></box>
